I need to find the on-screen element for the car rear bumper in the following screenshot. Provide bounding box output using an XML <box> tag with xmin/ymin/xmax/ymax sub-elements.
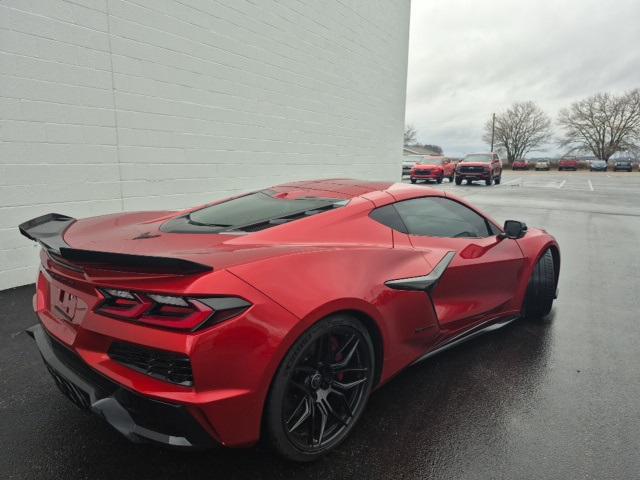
<box><xmin>456</xmin><ymin>172</ymin><xmax>491</xmax><ymax>179</ymax></box>
<box><xmin>27</xmin><ymin>323</ymin><xmax>216</xmax><ymax>449</ymax></box>
<box><xmin>411</xmin><ymin>172</ymin><xmax>443</xmax><ymax>180</ymax></box>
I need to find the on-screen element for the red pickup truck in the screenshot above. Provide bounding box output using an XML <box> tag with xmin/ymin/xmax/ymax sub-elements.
<box><xmin>558</xmin><ymin>158</ymin><xmax>578</xmax><ymax>171</ymax></box>
<box><xmin>455</xmin><ymin>153</ymin><xmax>502</xmax><ymax>186</ymax></box>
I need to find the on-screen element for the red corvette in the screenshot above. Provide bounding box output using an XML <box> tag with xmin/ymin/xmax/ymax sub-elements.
<box><xmin>21</xmin><ymin>179</ymin><xmax>560</xmax><ymax>462</ymax></box>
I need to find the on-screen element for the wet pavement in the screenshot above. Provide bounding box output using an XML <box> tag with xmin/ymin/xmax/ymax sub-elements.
<box><xmin>2</xmin><ymin>171</ymin><xmax>640</xmax><ymax>479</ymax></box>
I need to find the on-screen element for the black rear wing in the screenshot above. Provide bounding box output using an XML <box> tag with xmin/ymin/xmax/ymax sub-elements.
<box><xmin>19</xmin><ymin>213</ymin><xmax>212</xmax><ymax>275</ymax></box>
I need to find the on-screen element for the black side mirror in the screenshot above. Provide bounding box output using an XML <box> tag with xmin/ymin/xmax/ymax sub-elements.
<box><xmin>500</xmin><ymin>220</ymin><xmax>527</xmax><ymax>239</ymax></box>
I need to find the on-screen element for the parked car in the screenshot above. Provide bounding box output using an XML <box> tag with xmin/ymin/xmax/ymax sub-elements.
<box><xmin>590</xmin><ymin>160</ymin><xmax>608</xmax><ymax>172</ymax></box>
<box><xmin>558</xmin><ymin>158</ymin><xmax>578</xmax><ymax>171</ymax></box>
<box><xmin>402</xmin><ymin>156</ymin><xmax>420</xmax><ymax>176</ymax></box>
<box><xmin>410</xmin><ymin>156</ymin><xmax>455</xmax><ymax>184</ymax></box>
<box><xmin>455</xmin><ymin>152</ymin><xmax>502</xmax><ymax>185</ymax></box>
<box><xmin>534</xmin><ymin>160</ymin><xmax>550</xmax><ymax>171</ymax></box>
<box><xmin>512</xmin><ymin>159</ymin><xmax>529</xmax><ymax>171</ymax></box>
<box><xmin>20</xmin><ymin>178</ymin><xmax>560</xmax><ymax>461</ymax></box>
<box><xmin>613</xmin><ymin>160</ymin><xmax>633</xmax><ymax>172</ymax></box>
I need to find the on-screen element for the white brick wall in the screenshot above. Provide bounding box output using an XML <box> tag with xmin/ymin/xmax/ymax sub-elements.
<box><xmin>0</xmin><ymin>0</ymin><xmax>410</xmax><ymax>290</ymax></box>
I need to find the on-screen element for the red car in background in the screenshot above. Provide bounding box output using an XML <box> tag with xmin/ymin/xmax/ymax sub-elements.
<box><xmin>558</xmin><ymin>158</ymin><xmax>578</xmax><ymax>171</ymax></box>
<box><xmin>455</xmin><ymin>153</ymin><xmax>503</xmax><ymax>185</ymax></box>
<box><xmin>410</xmin><ymin>156</ymin><xmax>455</xmax><ymax>184</ymax></box>
<box><xmin>512</xmin><ymin>159</ymin><xmax>529</xmax><ymax>171</ymax></box>
<box><xmin>21</xmin><ymin>179</ymin><xmax>559</xmax><ymax>461</ymax></box>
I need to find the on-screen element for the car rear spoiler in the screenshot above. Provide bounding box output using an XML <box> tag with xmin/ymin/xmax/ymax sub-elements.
<box><xmin>18</xmin><ymin>213</ymin><xmax>213</xmax><ymax>275</ymax></box>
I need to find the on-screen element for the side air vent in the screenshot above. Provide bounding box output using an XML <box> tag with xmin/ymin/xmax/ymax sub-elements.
<box><xmin>108</xmin><ymin>342</ymin><xmax>193</xmax><ymax>387</ymax></box>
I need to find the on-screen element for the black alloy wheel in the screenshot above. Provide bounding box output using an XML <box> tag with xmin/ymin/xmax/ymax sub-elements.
<box><xmin>265</xmin><ymin>315</ymin><xmax>374</xmax><ymax>461</ymax></box>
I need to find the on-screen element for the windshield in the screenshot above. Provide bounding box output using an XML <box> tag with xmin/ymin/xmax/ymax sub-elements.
<box><xmin>187</xmin><ymin>190</ymin><xmax>345</xmax><ymax>230</ymax></box>
<box><xmin>461</xmin><ymin>154</ymin><xmax>492</xmax><ymax>163</ymax></box>
<box><xmin>418</xmin><ymin>158</ymin><xmax>444</xmax><ymax>165</ymax></box>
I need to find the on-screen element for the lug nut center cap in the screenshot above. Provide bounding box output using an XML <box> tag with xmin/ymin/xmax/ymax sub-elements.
<box><xmin>309</xmin><ymin>373</ymin><xmax>322</xmax><ymax>390</ymax></box>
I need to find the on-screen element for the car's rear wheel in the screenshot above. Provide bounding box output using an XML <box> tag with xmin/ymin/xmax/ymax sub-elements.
<box><xmin>265</xmin><ymin>314</ymin><xmax>374</xmax><ymax>462</ymax></box>
<box><xmin>495</xmin><ymin>175</ymin><xmax>501</xmax><ymax>185</ymax></box>
<box><xmin>436</xmin><ymin>178</ymin><xmax>443</xmax><ymax>184</ymax></box>
<box><xmin>524</xmin><ymin>249</ymin><xmax>556</xmax><ymax>319</ymax></box>
<box><xmin>410</xmin><ymin>179</ymin><xmax>416</xmax><ymax>184</ymax></box>
<box><xmin>485</xmin><ymin>178</ymin><xmax>492</xmax><ymax>186</ymax></box>
<box><xmin>455</xmin><ymin>177</ymin><xmax>462</xmax><ymax>185</ymax></box>
<box><xmin>449</xmin><ymin>175</ymin><xmax>454</xmax><ymax>182</ymax></box>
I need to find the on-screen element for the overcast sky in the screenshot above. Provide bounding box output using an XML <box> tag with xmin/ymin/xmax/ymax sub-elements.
<box><xmin>405</xmin><ymin>0</ymin><xmax>640</xmax><ymax>157</ymax></box>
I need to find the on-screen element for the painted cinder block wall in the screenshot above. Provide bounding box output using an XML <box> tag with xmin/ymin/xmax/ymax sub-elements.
<box><xmin>0</xmin><ymin>0</ymin><xmax>411</xmax><ymax>290</ymax></box>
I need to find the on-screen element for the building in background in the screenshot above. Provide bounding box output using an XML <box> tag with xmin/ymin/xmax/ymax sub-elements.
<box><xmin>0</xmin><ymin>0</ymin><xmax>411</xmax><ymax>290</ymax></box>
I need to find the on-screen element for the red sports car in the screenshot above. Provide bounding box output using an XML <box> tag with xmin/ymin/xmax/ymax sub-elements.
<box><xmin>21</xmin><ymin>179</ymin><xmax>560</xmax><ymax>462</ymax></box>
<box><xmin>410</xmin><ymin>156</ymin><xmax>455</xmax><ymax>184</ymax></box>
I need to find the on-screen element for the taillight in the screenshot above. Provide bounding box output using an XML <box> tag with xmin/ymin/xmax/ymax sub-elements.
<box><xmin>96</xmin><ymin>289</ymin><xmax>250</xmax><ymax>331</ymax></box>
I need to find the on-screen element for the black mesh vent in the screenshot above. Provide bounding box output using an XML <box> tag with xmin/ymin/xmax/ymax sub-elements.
<box><xmin>108</xmin><ymin>342</ymin><xmax>193</xmax><ymax>387</ymax></box>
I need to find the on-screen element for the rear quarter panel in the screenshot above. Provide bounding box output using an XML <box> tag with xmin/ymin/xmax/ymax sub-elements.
<box><xmin>228</xmin><ymin>246</ymin><xmax>442</xmax><ymax>385</ymax></box>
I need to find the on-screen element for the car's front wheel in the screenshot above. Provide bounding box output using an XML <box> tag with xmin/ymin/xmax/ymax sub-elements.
<box><xmin>495</xmin><ymin>175</ymin><xmax>501</xmax><ymax>185</ymax></box>
<box><xmin>410</xmin><ymin>178</ymin><xmax>416</xmax><ymax>184</ymax></box>
<box><xmin>524</xmin><ymin>249</ymin><xmax>556</xmax><ymax>319</ymax></box>
<box><xmin>455</xmin><ymin>177</ymin><xmax>462</xmax><ymax>185</ymax></box>
<box><xmin>264</xmin><ymin>314</ymin><xmax>374</xmax><ymax>462</ymax></box>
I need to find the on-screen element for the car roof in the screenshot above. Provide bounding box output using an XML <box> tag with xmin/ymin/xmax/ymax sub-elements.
<box><xmin>271</xmin><ymin>178</ymin><xmax>444</xmax><ymax>203</ymax></box>
<box><xmin>273</xmin><ymin>179</ymin><xmax>395</xmax><ymax>200</ymax></box>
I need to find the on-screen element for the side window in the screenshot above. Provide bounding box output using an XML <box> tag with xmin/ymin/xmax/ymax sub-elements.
<box><xmin>392</xmin><ymin>197</ymin><xmax>493</xmax><ymax>238</ymax></box>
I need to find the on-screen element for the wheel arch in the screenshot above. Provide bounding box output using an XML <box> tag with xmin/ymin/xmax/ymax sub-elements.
<box><xmin>293</xmin><ymin>302</ymin><xmax>387</xmax><ymax>389</ymax></box>
<box><xmin>332</xmin><ymin>309</ymin><xmax>384</xmax><ymax>388</ymax></box>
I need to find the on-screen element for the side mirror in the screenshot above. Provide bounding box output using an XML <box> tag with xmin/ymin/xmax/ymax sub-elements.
<box><xmin>500</xmin><ymin>220</ymin><xmax>527</xmax><ymax>239</ymax></box>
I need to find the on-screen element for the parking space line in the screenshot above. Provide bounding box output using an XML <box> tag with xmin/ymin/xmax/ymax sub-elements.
<box><xmin>588</xmin><ymin>180</ymin><xmax>594</xmax><ymax>191</ymax></box>
<box><xmin>558</xmin><ymin>180</ymin><xmax>566</xmax><ymax>189</ymax></box>
<box><xmin>499</xmin><ymin>177</ymin><xmax>521</xmax><ymax>186</ymax></box>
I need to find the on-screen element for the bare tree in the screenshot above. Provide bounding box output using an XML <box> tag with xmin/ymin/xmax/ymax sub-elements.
<box><xmin>404</xmin><ymin>124</ymin><xmax>417</xmax><ymax>145</ymax></box>
<box><xmin>482</xmin><ymin>102</ymin><xmax>552</xmax><ymax>163</ymax></box>
<box><xmin>558</xmin><ymin>89</ymin><xmax>640</xmax><ymax>161</ymax></box>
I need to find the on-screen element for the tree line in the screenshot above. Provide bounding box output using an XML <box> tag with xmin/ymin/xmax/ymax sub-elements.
<box><xmin>406</xmin><ymin>88</ymin><xmax>640</xmax><ymax>163</ymax></box>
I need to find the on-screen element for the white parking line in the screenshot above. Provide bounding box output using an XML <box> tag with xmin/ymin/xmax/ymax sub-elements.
<box><xmin>588</xmin><ymin>180</ymin><xmax>594</xmax><ymax>191</ymax></box>
<box><xmin>499</xmin><ymin>177</ymin><xmax>521</xmax><ymax>186</ymax></box>
<box><xmin>558</xmin><ymin>180</ymin><xmax>566</xmax><ymax>189</ymax></box>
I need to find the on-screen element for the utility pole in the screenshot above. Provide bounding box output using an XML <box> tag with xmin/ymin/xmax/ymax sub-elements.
<box><xmin>490</xmin><ymin>112</ymin><xmax>496</xmax><ymax>152</ymax></box>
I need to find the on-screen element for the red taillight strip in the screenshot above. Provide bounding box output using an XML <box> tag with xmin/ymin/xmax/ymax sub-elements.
<box><xmin>95</xmin><ymin>289</ymin><xmax>251</xmax><ymax>332</ymax></box>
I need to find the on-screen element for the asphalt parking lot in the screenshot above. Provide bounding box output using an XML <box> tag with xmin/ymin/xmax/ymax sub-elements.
<box><xmin>2</xmin><ymin>170</ymin><xmax>639</xmax><ymax>479</ymax></box>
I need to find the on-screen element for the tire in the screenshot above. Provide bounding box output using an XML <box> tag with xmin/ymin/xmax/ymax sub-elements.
<box><xmin>449</xmin><ymin>175</ymin><xmax>454</xmax><ymax>182</ymax></box>
<box><xmin>410</xmin><ymin>179</ymin><xmax>416</xmax><ymax>184</ymax></box>
<box><xmin>466</xmin><ymin>179</ymin><xmax>472</xmax><ymax>185</ymax></box>
<box><xmin>455</xmin><ymin>177</ymin><xmax>462</xmax><ymax>185</ymax></box>
<box><xmin>524</xmin><ymin>249</ymin><xmax>556</xmax><ymax>319</ymax></box>
<box><xmin>485</xmin><ymin>178</ymin><xmax>492</xmax><ymax>186</ymax></box>
<box><xmin>495</xmin><ymin>175</ymin><xmax>501</xmax><ymax>185</ymax></box>
<box><xmin>264</xmin><ymin>314</ymin><xmax>375</xmax><ymax>462</ymax></box>
<box><xmin>436</xmin><ymin>178</ymin><xmax>443</xmax><ymax>184</ymax></box>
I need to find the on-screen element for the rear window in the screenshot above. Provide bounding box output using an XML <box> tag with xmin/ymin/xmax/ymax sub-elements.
<box><xmin>162</xmin><ymin>190</ymin><xmax>347</xmax><ymax>234</ymax></box>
